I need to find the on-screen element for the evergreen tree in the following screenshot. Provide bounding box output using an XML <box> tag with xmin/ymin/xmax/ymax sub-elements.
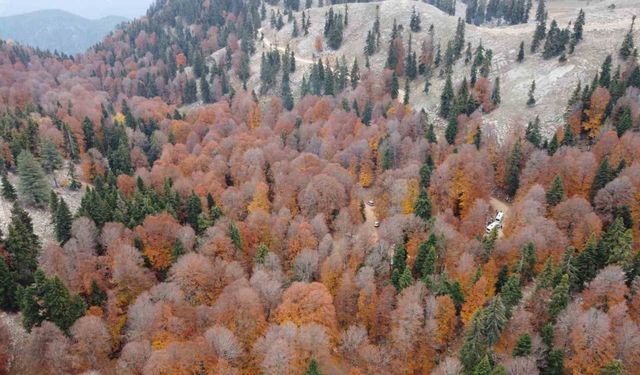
<box><xmin>304</xmin><ymin>358</ymin><xmax>323</xmax><ymax>375</ymax></box>
<box><xmin>491</xmin><ymin>77</ymin><xmax>501</xmax><ymax>105</ymax></box>
<box><xmin>172</xmin><ymin>239</ymin><xmax>185</xmax><ymax>262</ymax></box>
<box><xmin>472</xmin><ymin>355</ymin><xmax>493</xmax><ymax>375</ymax></box>
<box><xmin>82</xmin><ymin>117</ymin><xmax>96</xmax><ymax>151</ymax></box>
<box><xmin>483</xmin><ymin>295</ymin><xmax>507</xmax><ymax>345</ymax></box>
<box><xmin>410</xmin><ymin>6</ymin><xmax>422</xmax><ymax>32</ymax></box>
<box><xmin>186</xmin><ymin>192</ymin><xmax>202</xmax><ymax>233</ymax></box>
<box><xmin>573</xmin><ymin>9</ymin><xmax>585</xmax><ymax>43</ymax></box>
<box><xmin>619</xmin><ymin>16</ymin><xmax>636</xmax><ymax>60</ymax></box>
<box><xmin>55</xmin><ymin>198</ymin><xmax>72</xmax><ymax>244</ymax></box>
<box><xmin>546</xmin><ymin>175</ymin><xmax>565</xmax><ymax>206</ymax></box>
<box><xmin>5</xmin><ymin>203</ymin><xmax>40</xmax><ymax>287</ymax></box>
<box><xmin>390</xmin><ymin>72</ymin><xmax>399</xmax><ymax>100</ymax></box>
<box><xmin>460</xmin><ymin>311</ymin><xmax>488</xmax><ymax>372</ymax></box>
<box><xmin>547</xmin><ymin>133</ymin><xmax>559</xmax><ymax>156</ymax></box>
<box><xmin>517</xmin><ymin>41</ymin><xmax>525</xmax><ymax>62</ymax></box>
<box><xmin>512</xmin><ymin>334</ymin><xmax>532</xmax><ymax>357</ymax></box>
<box><xmin>19</xmin><ymin>270</ymin><xmax>86</xmax><ymax>334</ymax></box>
<box><xmin>397</xmin><ymin>267</ymin><xmax>413</xmax><ymax>291</ymax></box>
<box><xmin>200</xmin><ymin>76</ymin><xmax>211</xmax><ymax>104</ymax></box>
<box><xmin>445</xmin><ymin>116</ymin><xmax>458</xmax><ymax>145</ymax></box>
<box><xmin>0</xmin><ymin>259</ymin><xmax>17</xmax><ymax>310</ymax></box>
<box><xmin>281</xmin><ymin>69</ymin><xmax>294</xmax><ymax>110</ymax></box>
<box><xmin>414</xmin><ymin>188</ymin><xmax>432</xmax><ymax>221</ymax></box>
<box><xmin>403</xmin><ymin>79</ymin><xmax>411</xmax><ymax>105</ymax></box>
<box><xmin>525</xmin><ymin>116</ymin><xmax>542</xmax><ymax>147</ymax></box>
<box><xmin>229</xmin><ymin>222</ymin><xmax>243</xmax><ymax>251</ymax></box>
<box><xmin>473</xmin><ymin>126</ymin><xmax>482</xmax><ymax>150</ymax></box>
<box><xmin>16</xmin><ymin>150</ymin><xmax>50</xmax><ymax>208</ymax></box>
<box><xmin>599</xmin><ymin>54</ymin><xmax>612</xmax><ymax>88</ymax></box>
<box><xmin>527</xmin><ymin>80</ymin><xmax>536</xmax><ymax>107</ymax></box>
<box><xmin>500</xmin><ymin>275</ymin><xmax>522</xmax><ymax>311</ymax></box>
<box><xmin>413</xmin><ymin>241</ymin><xmax>436</xmax><ymax>279</ymax></box>
<box><xmin>440</xmin><ymin>72</ymin><xmax>455</xmax><ymax>118</ymax></box>
<box><xmin>184</xmin><ymin>79</ymin><xmax>198</xmax><ymax>104</ymax></box>
<box><xmin>110</xmin><ymin>139</ymin><xmax>133</xmax><ymax>176</ymax></box>
<box><xmin>549</xmin><ymin>273</ymin><xmax>569</xmax><ymax>318</ymax></box>
<box><xmin>537</xmin><ymin>257</ymin><xmax>555</xmax><ymax>290</ymax></box>
<box><xmin>1</xmin><ymin>173</ymin><xmax>17</xmax><ymax>201</ymax></box>
<box><xmin>602</xmin><ymin>217</ymin><xmax>633</xmax><ymax>269</ymax></box>
<box><xmin>590</xmin><ymin>157</ymin><xmax>612</xmax><ymax>202</ymax></box>
<box><xmin>426</xmin><ymin>122</ymin><xmax>437</xmax><ymax>143</ymax></box>
<box><xmin>532</xmin><ymin>19</ymin><xmax>547</xmax><ymax>53</ymax></box>
<box><xmin>391</xmin><ymin>243</ymin><xmax>408</xmax><ymax>289</ymax></box>
<box><xmin>361</xmin><ymin>101</ymin><xmax>372</xmax><ymax>126</ymax></box>
<box><xmin>88</xmin><ymin>279</ymin><xmax>107</xmax><ymax>307</ymax></box>
<box><xmin>350</xmin><ymin>58</ymin><xmax>360</xmax><ymax>89</ymax></box>
<box><xmin>41</xmin><ymin>140</ymin><xmax>63</xmax><ymax>177</ymax></box>
<box><xmin>505</xmin><ymin>139</ymin><xmax>523</xmax><ymax>198</ymax></box>
<box><xmin>615</xmin><ymin>107</ymin><xmax>633</xmax><ymax>136</ymax></box>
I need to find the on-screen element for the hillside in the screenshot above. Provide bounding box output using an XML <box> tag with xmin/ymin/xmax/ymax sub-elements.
<box><xmin>0</xmin><ymin>10</ymin><xmax>126</xmax><ymax>54</ymax></box>
<box><xmin>0</xmin><ymin>0</ymin><xmax>639</xmax><ymax>374</ymax></box>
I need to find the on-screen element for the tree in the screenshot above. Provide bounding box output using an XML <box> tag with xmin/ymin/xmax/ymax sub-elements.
<box><xmin>472</xmin><ymin>355</ymin><xmax>492</xmax><ymax>375</ymax></box>
<box><xmin>615</xmin><ymin>107</ymin><xmax>632</xmax><ymax>136</ymax></box>
<box><xmin>414</xmin><ymin>188</ymin><xmax>432</xmax><ymax>221</ymax></box>
<box><xmin>445</xmin><ymin>116</ymin><xmax>458</xmax><ymax>145</ymax></box>
<box><xmin>82</xmin><ymin>117</ymin><xmax>96</xmax><ymax>151</ymax></box>
<box><xmin>619</xmin><ymin>16</ymin><xmax>636</xmax><ymax>60</ymax></box>
<box><xmin>229</xmin><ymin>222</ymin><xmax>243</xmax><ymax>251</ymax></box>
<box><xmin>590</xmin><ymin>157</ymin><xmax>612</xmax><ymax>202</ymax></box>
<box><xmin>17</xmin><ymin>150</ymin><xmax>50</xmax><ymax>207</ymax></box>
<box><xmin>483</xmin><ymin>296</ymin><xmax>507</xmax><ymax>345</ymax></box>
<box><xmin>413</xmin><ymin>240</ymin><xmax>436</xmax><ymax>279</ymax></box>
<box><xmin>512</xmin><ymin>334</ymin><xmax>532</xmax><ymax>357</ymax></box>
<box><xmin>390</xmin><ymin>72</ymin><xmax>399</xmax><ymax>99</ymax></box>
<box><xmin>5</xmin><ymin>203</ymin><xmax>40</xmax><ymax>286</ymax></box>
<box><xmin>525</xmin><ymin>116</ymin><xmax>542</xmax><ymax>147</ymax></box>
<box><xmin>88</xmin><ymin>279</ymin><xmax>107</xmax><ymax>307</ymax></box>
<box><xmin>281</xmin><ymin>69</ymin><xmax>294</xmax><ymax>110</ymax></box>
<box><xmin>184</xmin><ymin>79</ymin><xmax>198</xmax><ymax>104</ymax></box>
<box><xmin>546</xmin><ymin>175</ymin><xmax>565</xmax><ymax>206</ymax></box>
<box><xmin>40</xmin><ymin>140</ymin><xmax>62</xmax><ymax>176</ymax></box>
<box><xmin>55</xmin><ymin>198</ymin><xmax>72</xmax><ymax>244</ymax></box>
<box><xmin>440</xmin><ymin>72</ymin><xmax>455</xmax><ymax>118</ymax></box>
<box><xmin>527</xmin><ymin>80</ymin><xmax>536</xmax><ymax>107</ymax></box>
<box><xmin>304</xmin><ymin>358</ymin><xmax>323</xmax><ymax>375</ymax></box>
<box><xmin>0</xmin><ymin>259</ymin><xmax>17</xmax><ymax>310</ymax></box>
<box><xmin>505</xmin><ymin>139</ymin><xmax>522</xmax><ymax>198</ymax></box>
<box><xmin>517</xmin><ymin>41</ymin><xmax>525</xmax><ymax>62</ymax></box>
<box><xmin>403</xmin><ymin>78</ymin><xmax>411</xmax><ymax>105</ymax></box>
<box><xmin>410</xmin><ymin>6</ymin><xmax>421</xmax><ymax>32</ymax></box>
<box><xmin>19</xmin><ymin>270</ymin><xmax>86</xmax><ymax>334</ymax></box>
<box><xmin>491</xmin><ymin>77</ymin><xmax>501</xmax><ymax>105</ymax></box>
<box><xmin>549</xmin><ymin>273</ymin><xmax>569</xmax><ymax>318</ymax></box>
<box><xmin>185</xmin><ymin>192</ymin><xmax>202</xmax><ymax>233</ymax></box>
<box><xmin>1</xmin><ymin>174</ymin><xmax>17</xmax><ymax>201</ymax></box>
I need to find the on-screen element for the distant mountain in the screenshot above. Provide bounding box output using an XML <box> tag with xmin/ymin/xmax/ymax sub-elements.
<box><xmin>0</xmin><ymin>10</ymin><xmax>127</xmax><ymax>54</ymax></box>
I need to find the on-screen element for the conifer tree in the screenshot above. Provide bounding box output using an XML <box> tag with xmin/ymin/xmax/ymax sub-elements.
<box><xmin>281</xmin><ymin>69</ymin><xmax>294</xmax><ymax>110</ymax></box>
<box><xmin>350</xmin><ymin>58</ymin><xmax>360</xmax><ymax>89</ymax></box>
<box><xmin>390</xmin><ymin>72</ymin><xmax>399</xmax><ymax>99</ymax></box>
<box><xmin>527</xmin><ymin>80</ymin><xmax>536</xmax><ymax>107</ymax></box>
<box><xmin>549</xmin><ymin>274</ymin><xmax>570</xmax><ymax>318</ymax></box>
<box><xmin>414</xmin><ymin>188</ymin><xmax>432</xmax><ymax>221</ymax></box>
<box><xmin>88</xmin><ymin>279</ymin><xmax>107</xmax><ymax>307</ymax></box>
<box><xmin>546</xmin><ymin>175</ymin><xmax>565</xmax><ymax>206</ymax></box>
<box><xmin>525</xmin><ymin>116</ymin><xmax>542</xmax><ymax>147</ymax></box>
<box><xmin>615</xmin><ymin>107</ymin><xmax>633</xmax><ymax>136</ymax></box>
<box><xmin>512</xmin><ymin>334</ymin><xmax>532</xmax><ymax>357</ymax></box>
<box><xmin>0</xmin><ymin>259</ymin><xmax>17</xmax><ymax>310</ymax></box>
<box><xmin>460</xmin><ymin>311</ymin><xmax>488</xmax><ymax>372</ymax></box>
<box><xmin>184</xmin><ymin>79</ymin><xmax>198</xmax><ymax>104</ymax></box>
<box><xmin>82</xmin><ymin>117</ymin><xmax>96</xmax><ymax>151</ymax></box>
<box><xmin>440</xmin><ymin>72</ymin><xmax>454</xmax><ymax>118</ymax></box>
<box><xmin>403</xmin><ymin>79</ymin><xmax>411</xmax><ymax>105</ymax></box>
<box><xmin>19</xmin><ymin>270</ymin><xmax>86</xmax><ymax>334</ymax></box>
<box><xmin>472</xmin><ymin>355</ymin><xmax>493</xmax><ymax>375</ymax></box>
<box><xmin>531</xmin><ymin>18</ymin><xmax>547</xmax><ymax>53</ymax></box>
<box><xmin>413</xmin><ymin>240</ymin><xmax>436</xmax><ymax>278</ymax></box>
<box><xmin>1</xmin><ymin>173</ymin><xmax>17</xmax><ymax>201</ymax></box>
<box><xmin>186</xmin><ymin>192</ymin><xmax>202</xmax><ymax>233</ymax></box>
<box><xmin>410</xmin><ymin>6</ymin><xmax>422</xmax><ymax>32</ymax></box>
<box><xmin>500</xmin><ymin>275</ymin><xmax>522</xmax><ymax>312</ymax></box>
<box><xmin>619</xmin><ymin>16</ymin><xmax>636</xmax><ymax>60</ymax></box>
<box><xmin>229</xmin><ymin>222</ymin><xmax>243</xmax><ymax>251</ymax></box>
<box><xmin>590</xmin><ymin>157</ymin><xmax>612</xmax><ymax>202</ymax></box>
<box><xmin>517</xmin><ymin>41</ymin><xmax>525</xmax><ymax>62</ymax></box>
<box><xmin>17</xmin><ymin>150</ymin><xmax>50</xmax><ymax>207</ymax></box>
<box><xmin>491</xmin><ymin>77</ymin><xmax>501</xmax><ymax>105</ymax></box>
<box><xmin>55</xmin><ymin>198</ymin><xmax>72</xmax><ymax>244</ymax></box>
<box><xmin>5</xmin><ymin>203</ymin><xmax>40</xmax><ymax>286</ymax></box>
<box><xmin>304</xmin><ymin>359</ymin><xmax>323</xmax><ymax>375</ymax></box>
<box><xmin>397</xmin><ymin>267</ymin><xmax>413</xmax><ymax>291</ymax></box>
<box><xmin>602</xmin><ymin>217</ymin><xmax>633</xmax><ymax>269</ymax></box>
<box><xmin>505</xmin><ymin>139</ymin><xmax>522</xmax><ymax>198</ymax></box>
<box><xmin>445</xmin><ymin>116</ymin><xmax>458</xmax><ymax>145</ymax></box>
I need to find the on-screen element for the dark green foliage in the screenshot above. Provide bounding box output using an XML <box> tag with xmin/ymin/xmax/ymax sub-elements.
<box><xmin>184</xmin><ymin>79</ymin><xmax>198</xmax><ymax>104</ymax></box>
<box><xmin>304</xmin><ymin>358</ymin><xmax>323</xmax><ymax>375</ymax></box>
<box><xmin>55</xmin><ymin>198</ymin><xmax>72</xmax><ymax>244</ymax></box>
<box><xmin>525</xmin><ymin>116</ymin><xmax>542</xmax><ymax>147</ymax></box>
<box><xmin>5</xmin><ymin>203</ymin><xmax>40</xmax><ymax>286</ymax></box>
<box><xmin>413</xmin><ymin>240</ymin><xmax>436</xmax><ymax>279</ymax></box>
<box><xmin>17</xmin><ymin>150</ymin><xmax>50</xmax><ymax>207</ymax></box>
<box><xmin>505</xmin><ymin>139</ymin><xmax>522</xmax><ymax>198</ymax></box>
<box><xmin>391</xmin><ymin>243</ymin><xmax>408</xmax><ymax>291</ymax></box>
<box><xmin>414</xmin><ymin>187</ymin><xmax>432</xmax><ymax>221</ymax></box>
<box><xmin>445</xmin><ymin>116</ymin><xmax>458</xmax><ymax>145</ymax></box>
<box><xmin>615</xmin><ymin>107</ymin><xmax>632</xmax><ymax>136</ymax></box>
<box><xmin>229</xmin><ymin>222</ymin><xmax>243</xmax><ymax>251</ymax></box>
<box><xmin>390</xmin><ymin>72</ymin><xmax>399</xmax><ymax>99</ymax></box>
<box><xmin>513</xmin><ymin>334</ymin><xmax>532</xmax><ymax>357</ymax></box>
<box><xmin>517</xmin><ymin>41</ymin><xmax>525</xmax><ymax>62</ymax></box>
<box><xmin>410</xmin><ymin>6</ymin><xmax>421</xmax><ymax>32</ymax></box>
<box><xmin>483</xmin><ymin>295</ymin><xmax>507</xmax><ymax>345</ymax></box>
<box><xmin>185</xmin><ymin>192</ymin><xmax>203</xmax><ymax>233</ymax></box>
<box><xmin>88</xmin><ymin>279</ymin><xmax>107</xmax><ymax>307</ymax></box>
<box><xmin>82</xmin><ymin>117</ymin><xmax>96</xmax><ymax>151</ymax></box>
<box><xmin>547</xmin><ymin>133</ymin><xmax>559</xmax><ymax>155</ymax></box>
<box><xmin>549</xmin><ymin>274</ymin><xmax>569</xmax><ymax>318</ymax></box>
<box><xmin>425</xmin><ymin>122</ymin><xmax>437</xmax><ymax>143</ymax></box>
<box><xmin>361</xmin><ymin>101</ymin><xmax>372</xmax><ymax>126</ymax></box>
<box><xmin>323</xmin><ymin>7</ymin><xmax>344</xmax><ymax>50</ymax></box>
<box><xmin>491</xmin><ymin>77</ymin><xmax>501</xmax><ymax>105</ymax></box>
<box><xmin>472</xmin><ymin>355</ymin><xmax>493</xmax><ymax>375</ymax></box>
<box><xmin>599</xmin><ymin>54</ymin><xmax>612</xmax><ymax>88</ymax></box>
<box><xmin>440</xmin><ymin>72</ymin><xmax>454</xmax><ymax>118</ymax></box>
<box><xmin>172</xmin><ymin>239</ymin><xmax>185</xmax><ymax>262</ymax></box>
<box><xmin>532</xmin><ymin>20</ymin><xmax>547</xmax><ymax>53</ymax></box>
<box><xmin>0</xmin><ymin>259</ymin><xmax>17</xmax><ymax>310</ymax></box>
<box><xmin>254</xmin><ymin>244</ymin><xmax>269</xmax><ymax>265</ymax></box>
<box><xmin>40</xmin><ymin>140</ymin><xmax>62</xmax><ymax>175</ymax></box>
<box><xmin>546</xmin><ymin>175</ymin><xmax>565</xmax><ymax>207</ymax></box>
<box><xmin>281</xmin><ymin>69</ymin><xmax>294</xmax><ymax>110</ymax></box>
<box><xmin>527</xmin><ymin>80</ymin><xmax>536</xmax><ymax>107</ymax></box>
<box><xmin>403</xmin><ymin>79</ymin><xmax>410</xmax><ymax>105</ymax></box>
<box><xmin>590</xmin><ymin>157</ymin><xmax>612</xmax><ymax>202</ymax></box>
<box><xmin>460</xmin><ymin>310</ymin><xmax>488</xmax><ymax>372</ymax></box>
<box><xmin>19</xmin><ymin>270</ymin><xmax>86</xmax><ymax>334</ymax></box>
<box><xmin>500</xmin><ymin>275</ymin><xmax>522</xmax><ymax>312</ymax></box>
<box><xmin>1</xmin><ymin>173</ymin><xmax>17</xmax><ymax>201</ymax></box>
<box><xmin>350</xmin><ymin>58</ymin><xmax>360</xmax><ymax>89</ymax></box>
<box><xmin>619</xmin><ymin>16</ymin><xmax>635</xmax><ymax>60</ymax></box>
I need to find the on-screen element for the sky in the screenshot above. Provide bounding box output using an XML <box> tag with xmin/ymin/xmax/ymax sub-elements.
<box><xmin>0</xmin><ymin>0</ymin><xmax>156</xmax><ymax>19</ymax></box>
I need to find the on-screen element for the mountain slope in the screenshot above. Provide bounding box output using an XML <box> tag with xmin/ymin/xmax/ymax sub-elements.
<box><xmin>0</xmin><ymin>10</ymin><xmax>127</xmax><ymax>54</ymax></box>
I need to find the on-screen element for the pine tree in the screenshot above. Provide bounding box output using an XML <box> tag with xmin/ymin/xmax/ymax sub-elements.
<box><xmin>19</xmin><ymin>270</ymin><xmax>86</xmax><ymax>334</ymax></box>
<box><xmin>602</xmin><ymin>217</ymin><xmax>633</xmax><ymax>269</ymax></box>
<box><xmin>546</xmin><ymin>175</ymin><xmax>565</xmax><ymax>206</ymax></box>
<box><xmin>82</xmin><ymin>117</ymin><xmax>96</xmax><ymax>151</ymax></box>
<box><xmin>460</xmin><ymin>311</ymin><xmax>488</xmax><ymax>372</ymax></box>
<box><xmin>41</xmin><ymin>140</ymin><xmax>63</xmax><ymax>177</ymax></box>
<box><xmin>304</xmin><ymin>359</ymin><xmax>323</xmax><ymax>375</ymax></box>
<box><xmin>403</xmin><ymin>79</ymin><xmax>411</xmax><ymax>105</ymax></box>
<box><xmin>491</xmin><ymin>77</ymin><xmax>501</xmax><ymax>105</ymax></box>
<box><xmin>512</xmin><ymin>334</ymin><xmax>532</xmax><ymax>357</ymax></box>
<box><xmin>445</xmin><ymin>116</ymin><xmax>458</xmax><ymax>145</ymax></box>
<box><xmin>54</xmin><ymin>198</ymin><xmax>72</xmax><ymax>244</ymax></box>
<box><xmin>500</xmin><ymin>275</ymin><xmax>522</xmax><ymax>311</ymax></box>
<box><xmin>505</xmin><ymin>139</ymin><xmax>522</xmax><ymax>198</ymax></box>
<box><xmin>350</xmin><ymin>58</ymin><xmax>360</xmax><ymax>89</ymax></box>
<box><xmin>110</xmin><ymin>139</ymin><xmax>133</xmax><ymax>176</ymax></box>
<box><xmin>619</xmin><ymin>16</ymin><xmax>636</xmax><ymax>60</ymax></box>
<box><xmin>484</xmin><ymin>296</ymin><xmax>507</xmax><ymax>345</ymax></box>
<box><xmin>185</xmin><ymin>192</ymin><xmax>202</xmax><ymax>233</ymax></box>
<box><xmin>426</xmin><ymin>122</ymin><xmax>437</xmax><ymax>143</ymax></box>
<box><xmin>527</xmin><ymin>80</ymin><xmax>536</xmax><ymax>107</ymax></box>
<box><xmin>525</xmin><ymin>116</ymin><xmax>542</xmax><ymax>147</ymax></box>
<box><xmin>537</xmin><ymin>257</ymin><xmax>555</xmax><ymax>290</ymax></box>
<box><xmin>200</xmin><ymin>76</ymin><xmax>211</xmax><ymax>104</ymax></box>
<box><xmin>362</xmin><ymin>101</ymin><xmax>372</xmax><ymax>126</ymax></box>
<box><xmin>17</xmin><ymin>150</ymin><xmax>50</xmax><ymax>208</ymax></box>
<box><xmin>0</xmin><ymin>259</ymin><xmax>17</xmax><ymax>310</ymax></box>
<box><xmin>88</xmin><ymin>279</ymin><xmax>107</xmax><ymax>307</ymax></box>
<box><xmin>281</xmin><ymin>69</ymin><xmax>294</xmax><ymax>110</ymax></box>
<box><xmin>390</xmin><ymin>72</ymin><xmax>399</xmax><ymax>100</ymax></box>
<box><xmin>172</xmin><ymin>239</ymin><xmax>185</xmax><ymax>262</ymax></box>
<box><xmin>573</xmin><ymin>9</ymin><xmax>585</xmax><ymax>43</ymax></box>
<box><xmin>413</xmin><ymin>240</ymin><xmax>436</xmax><ymax>278</ymax></box>
<box><xmin>229</xmin><ymin>222</ymin><xmax>243</xmax><ymax>251</ymax></box>
<box><xmin>414</xmin><ymin>188</ymin><xmax>432</xmax><ymax>221</ymax></box>
<box><xmin>397</xmin><ymin>267</ymin><xmax>413</xmax><ymax>291</ymax></box>
<box><xmin>516</xmin><ymin>41</ymin><xmax>525</xmax><ymax>62</ymax></box>
<box><xmin>599</xmin><ymin>54</ymin><xmax>613</xmax><ymax>87</ymax></box>
<box><xmin>440</xmin><ymin>72</ymin><xmax>455</xmax><ymax>118</ymax></box>
<box><xmin>472</xmin><ymin>355</ymin><xmax>492</xmax><ymax>375</ymax></box>
<box><xmin>549</xmin><ymin>273</ymin><xmax>569</xmax><ymax>318</ymax></box>
<box><xmin>1</xmin><ymin>173</ymin><xmax>17</xmax><ymax>201</ymax></box>
<box><xmin>410</xmin><ymin>6</ymin><xmax>422</xmax><ymax>32</ymax></box>
<box><xmin>615</xmin><ymin>107</ymin><xmax>633</xmax><ymax>136</ymax></box>
<box><xmin>590</xmin><ymin>157</ymin><xmax>612</xmax><ymax>202</ymax></box>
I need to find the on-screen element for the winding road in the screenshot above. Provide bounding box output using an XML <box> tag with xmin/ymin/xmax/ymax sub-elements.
<box><xmin>258</xmin><ymin>27</ymin><xmax>315</xmax><ymax>65</ymax></box>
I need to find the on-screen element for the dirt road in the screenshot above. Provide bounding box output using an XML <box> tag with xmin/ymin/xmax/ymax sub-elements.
<box><xmin>363</xmin><ymin>202</ymin><xmax>379</xmax><ymax>243</ymax></box>
<box><xmin>258</xmin><ymin>28</ymin><xmax>315</xmax><ymax>65</ymax></box>
<box><xmin>489</xmin><ymin>196</ymin><xmax>510</xmax><ymax>238</ymax></box>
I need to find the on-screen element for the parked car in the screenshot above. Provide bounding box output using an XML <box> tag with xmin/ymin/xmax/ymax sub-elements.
<box><xmin>495</xmin><ymin>211</ymin><xmax>504</xmax><ymax>222</ymax></box>
<box><xmin>374</xmin><ymin>221</ymin><xmax>380</xmax><ymax>228</ymax></box>
<box><xmin>486</xmin><ymin>221</ymin><xmax>501</xmax><ymax>233</ymax></box>
<box><xmin>367</xmin><ymin>200</ymin><xmax>375</xmax><ymax>206</ymax></box>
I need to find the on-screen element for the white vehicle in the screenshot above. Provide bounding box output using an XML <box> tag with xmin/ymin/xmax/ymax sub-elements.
<box><xmin>486</xmin><ymin>221</ymin><xmax>501</xmax><ymax>233</ymax></box>
<box><xmin>367</xmin><ymin>200</ymin><xmax>375</xmax><ymax>206</ymax></box>
<box><xmin>374</xmin><ymin>221</ymin><xmax>380</xmax><ymax>228</ymax></box>
<box><xmin>495</xmin><ymin>211</ymin><xmax>505</xmax><ymax>222</ymax></box>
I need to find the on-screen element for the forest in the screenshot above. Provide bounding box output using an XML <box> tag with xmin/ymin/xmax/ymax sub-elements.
<box><xmin>0</xmin><ymin>0</ymin><xmax>639</xmax><ymax>374</ymax></box>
